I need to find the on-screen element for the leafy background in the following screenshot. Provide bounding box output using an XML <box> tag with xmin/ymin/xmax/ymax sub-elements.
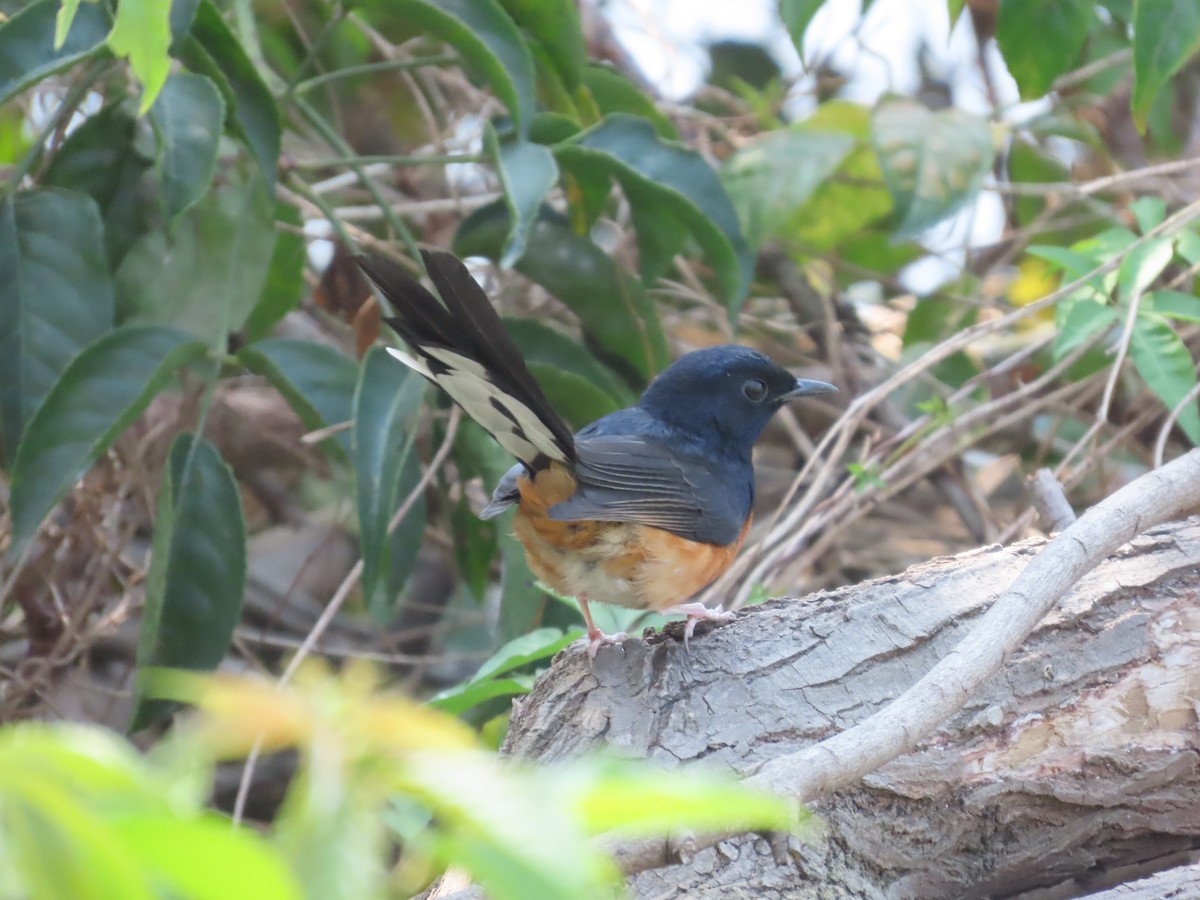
<box><xmin>2</xmin><ymin>0</ymin><xmax>1200</xmax><ymax>896</ymax></box>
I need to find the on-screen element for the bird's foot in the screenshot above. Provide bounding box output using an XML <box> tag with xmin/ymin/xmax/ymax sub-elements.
<box><xmin>659</xmin><ymin>602</ymin><xmax>737</xmax><ymax>649</ymax></box>
<box><xmin>586</xmin><ymin>627</ymin><xmax>628</xmax><ymax>660</ymax></box>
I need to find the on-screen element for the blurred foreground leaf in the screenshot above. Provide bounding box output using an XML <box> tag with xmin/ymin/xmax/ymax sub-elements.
<box><xmin>154</xmin><ymin>664</ymin><xmax>805</xmax><ymax>900</ymax></box>
<box><xmin>0</xmin><ymin>724</ymin><xmax>299</xmax><ymax>900</ymax></box>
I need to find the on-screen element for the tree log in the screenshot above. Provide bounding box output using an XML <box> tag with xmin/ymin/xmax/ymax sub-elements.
<box><xmin>503</xmin><ymin>518</ymin><xmax>1200</xmax><ymax>898</ymax></box>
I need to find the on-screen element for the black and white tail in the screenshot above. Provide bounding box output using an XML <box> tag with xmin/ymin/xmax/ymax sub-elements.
<box><xmin>357</xmin><ymin>250</ymin><xmax>575</xmax><ymax>469</ymax></box>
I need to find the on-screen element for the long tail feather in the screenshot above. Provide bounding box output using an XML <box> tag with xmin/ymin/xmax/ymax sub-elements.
<box><xmin>357</xmin><ymin>250</ymin><xmax>575</xmax><ymax>468</ymax></box>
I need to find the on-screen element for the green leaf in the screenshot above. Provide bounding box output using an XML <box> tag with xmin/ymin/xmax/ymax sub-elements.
<box><xmin>498</xmin><ymin>529</ymin><xmax>546</xmax><ymax>643</ymax></box>
<box><xmin>182</xmin><ymin>0</ymin><xmax>281</xmax><ymax>191</ymax></box>
<box><xmin>1129</xmin><ymin>313</ymin><xmax>1200</xmax><ymax>443</ymax></box>
<box><xmin>790</xmin><ymin>102</ymin><xmax>892</xmax><ymax>249</ymax></box>
<box><xmin>0</xmin><ymin>0</ymin><xmax>110</xmax><ymax>107</ymax></box>
<box><xmin>1027</xmin><ymin>245</ymin><xmax>1100</xmax><ymax>279</ymax></box>
<box><xmin>526</xmin><ymin>32</ymin><xmax>580</xmax><ymax>116</ymax></box>
<box><xmin>109</xmin><ymin>817</ymin><xmax>300</xmax><ymax>900</ymax></box>
<box><xmin>1130</xmin><ymin>196</ymin><xmax>1166</xmax><ymax>234</ymax></box>
<box><xmin>450</xmin><ymin>499</ymin><xmax>497</xmax><ymax>603</ymax></box>
<box><xmin>8</xmin><ymin>326</ymin><xmax>206</xmax><ymax>558</ymax></box>
<box><xmin>389</xmin><ymin>0</ymin><xmax>536</xmax><ymax>138</ymax></box>
<box><xmin>1132</xmin><ymin>0</ymin><xmax>1200</xmax><ymax>128</ymax></box>
<box><xmin>42</xmin><ymin>104</ymin><xmax>156</xmax><ymax>268</ymax></box>
<box><xmin>780</xmin><ymin>0</ymin><xmax>826</xmax><ymax>62</ymax></box>
<box><xmin>903</xmin><ymin>296</ymin><xmax>973</xmax><ymax>346</ymax></box>
<box><xmin>872</xmin><ymin>98</ymin><xmax>994</xmax><ymax>240</ymax></box>
<box><xmin>947</xmin><ymin>0</ymin><xmax>967</xmax><ymax>26</ymax></box>
<box><xmin>487</xmin><ymin>123</ymin><xmax>559</xmax><ymax>268</ymax></box>
<box><xmin>1008</xmin><ymin>139</ymin><xmax>1071</xmax><ymax>230</ymax></box>
<box><xmin>0</xmin><ymin>189</ymin><xmax>114</xmax><ymax>462</ymax></box>
<box><xmin>1147</xmin><ymin>289</ymin><xmax>1200</xmax><ymax>322</ymax></box>
<box><xmin>837</xmin><ymin>231</ymin><xmax>922</xmax><ymax>277</ymax></box>
<box><xmin>131</xmin><ymin>433</ymin><xmax>246</xmax><ymax>730</ymax></box>
<box><xmin>996</xmin><ymin>0</ymin><xmax>1093</xmax><ymax>99</ymax></box>
<box><xmin>0</xmin><ymin>103</ymin><xmax>34</xmax><ymax>166</ymax></box>
<box><xmin>148</xmin><ymin>73</ymin><xmax>225</xmax><ymax>219</ymax></box>
<box><xmin>353</xmin><ymin>347</ymin><xmax>426</xmax><ymax>622</ymax></box>
<box><xmin>449</xmin><ymin>422</ymin><xmax>507</xmax><ymax>601</ymax></box>
<box><xmin>497</xmin><ymin>0</ymin><xmax>584</xmax><ymax>91</ymax></box>
<box><xmin>470</xmin><ymin>627</ymin><xmax>577</xmax><ymax>684</ymax></box>
<box><xmin>1117</xmin><ymin>235</ymin><xmax>1173</xmax><ymax>300</ymax></box>
<box><xmin>529</xmin><ymin>111</ymin><xmax>582</xmax><ymax>145</ymax></box>
<box><xmin>427</xmin><ymin>676</ymin><xmax>534</xmax><ymax>716</ymax></box>
<box><xmin>1175</xmin><ymin>229</ymin><xmax>1200</xmax><ymax>266</ymax></box>
<box><xmin>106</xmin><ymin>0</ymin><xmax>173</xmax><ymax>114</ymax></box>
<box><xmin>167</xmin><ymin>0</ymin><xmax>200</xmax><ymax>50</ymax></box>
<box><xmin>243</xmin><ymin>202</ymin><xmax>306</xmax><ymax>343</ymax></box>
<box><xmin>526</xmin><ymin>363</ymin><xmax>623</xmax><ymax>430</ymax></box>
<box><xmin>721</xmin><ymin>126</ymin><xmax>854</xmax><ymax>249</ymax></box>
<box><xmin>115</xmin><ymin>172</ymin><xmax>277</xmax><ymax>344</ymax></box>
<box><xmin>555</xmin><ymin>115</ymin><xmax>753</xmax><ymax>313</ymax></box>
<box><xmin>1053</xmin><ymin>297</ymin><xmax>1118</xmax><ymax>361</ymax></box>
<box><xmin>503</xmin><ymin>319</ymin><xmax>628</xmax><ymax>427</ymax></box>
<box><xmin>454</xmin><ymin>203</ymin><xmax>670</xmax><ymax>384</ymax></box>
<box><xmin>581</xmin><ymin>64</ymin><xmax>677</xmax><ymax>139</ymax></box>
<box><xmin>502</xmin><ymin>319</ymin><xmax>634</xmax><ymax>408</ymax></box>
<box><xmin>55</xmin><ymin>0</ymin><xmax>84</xmax><ymax>47</ymax></box>
<box><xmin>239</xmin><ymin>338</ymin><xmax>358</xmax><ymax>459</ymax></box>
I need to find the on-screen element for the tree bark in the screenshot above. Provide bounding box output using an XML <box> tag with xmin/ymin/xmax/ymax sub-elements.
<box><xmin>503</xmin><ymin>517</ymin><xmax>1200</xmax><ymax>898</ymax></box>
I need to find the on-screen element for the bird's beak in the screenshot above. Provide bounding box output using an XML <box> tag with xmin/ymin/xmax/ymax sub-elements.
<box><xmin>782</xmin><ymin>378</ymin><xmax>838</xmax><ymax>401</ymax></box>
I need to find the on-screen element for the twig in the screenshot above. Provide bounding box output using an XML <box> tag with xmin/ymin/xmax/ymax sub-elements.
<box><xmin>1050</xmin><ymin>47</ymin><xmax>1131</xmax><ymax>93</ymax></box>
<box><xmin>331</xmin><ymin>194</ymin><xmax>500</xmax><ymax>222</ymax></box>
<box><xmin>1027</xmin><ymin>468</ymin><xmax>1076</xmax><ymax>531</ymax></box>
<box><xmin>988</xmin><ymin>157</ymin><xmax>1200</xmax><ymax>197</ymax></box>
<box><xmin>1153</xmin><ymin>377</ymin><xmax>1200</xmax><ymax>467</ymax></box>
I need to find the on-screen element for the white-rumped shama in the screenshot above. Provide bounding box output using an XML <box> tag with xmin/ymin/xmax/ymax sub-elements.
<box><xmin>358</xmin><ymin>250</ymin><xmax>836</xmax><ymax>656</ymax></box>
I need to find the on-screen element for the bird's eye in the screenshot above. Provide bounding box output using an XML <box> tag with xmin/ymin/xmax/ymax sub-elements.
<box><xmin>742</xmin><ymin>378</ymin><xmax>768</xmax><ymax>403</ymax></box>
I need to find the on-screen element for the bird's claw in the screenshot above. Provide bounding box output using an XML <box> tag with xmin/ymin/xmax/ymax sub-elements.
<box><xmin>660</xmin><ymin>602</ymin><xmax>737</xmax><ymax>650</ymax></box>
<box><xmin>586</xmin><ymin>628</ymin><xmax>627</xmax><ymax>660</ymax></box>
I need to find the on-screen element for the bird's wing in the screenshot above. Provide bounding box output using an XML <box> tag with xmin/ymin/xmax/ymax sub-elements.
<box><xmin>547</xmin><ymin>434</ymin><xmax>749</xmax><ymax>546</ymax></box>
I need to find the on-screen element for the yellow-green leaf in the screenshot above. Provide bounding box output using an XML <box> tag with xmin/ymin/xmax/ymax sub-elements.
<box><xmin>106</xmin><ymin>0</ymin><xmax>174</xmax><ymax>114</ymax></box>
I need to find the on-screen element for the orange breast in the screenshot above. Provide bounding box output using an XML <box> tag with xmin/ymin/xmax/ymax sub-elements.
<box><xmin>510</xmin><ymin>462</ymin><xmax>750</xmax><ymax>611</ymax></box>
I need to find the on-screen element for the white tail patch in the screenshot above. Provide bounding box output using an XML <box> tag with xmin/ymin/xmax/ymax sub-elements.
<box><xmin>385</xmin><ymin>346</ymin><xmax>433</xmax><ymax>378</ymax></box>
<box><xmin>391</xmin><ymin>344</ymin><xmax>569</xmax><ymax>465</ymax></box>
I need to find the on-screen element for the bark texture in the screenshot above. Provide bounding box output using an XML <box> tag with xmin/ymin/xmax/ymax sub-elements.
<box><xmin>503</xmin><ymin>518</ymin><xmax>1200</xmax><ymax>898</ymax></box>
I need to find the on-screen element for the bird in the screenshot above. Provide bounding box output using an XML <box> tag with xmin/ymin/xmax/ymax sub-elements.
<box><xmin>357</xmin><ymin>250</ymin><xmax>836</xmax><ymax>657</ymax></box>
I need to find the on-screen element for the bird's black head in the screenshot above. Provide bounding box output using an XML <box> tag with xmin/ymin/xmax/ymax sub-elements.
<box><xmin>638</xmin><ymin>345</ymin><xmax>836</xmax><ymax>453</ymax></box>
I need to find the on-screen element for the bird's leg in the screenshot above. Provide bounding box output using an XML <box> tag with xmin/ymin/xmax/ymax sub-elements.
<box><xmin>659</xmin><ymin>602</ymin><xmax>737</xmax><ymax>649</ymax></box>
<box><xmin>578</xmin><ymin>597</ymin><xmax>626</xmax><ymax>659</ymax></box>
